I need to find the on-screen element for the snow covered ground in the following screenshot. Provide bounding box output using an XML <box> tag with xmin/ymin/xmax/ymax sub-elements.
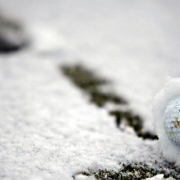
<box><xmin>1</xmin><ymin>0</ymin><xmax>180</xmax><ymax>179</ymax></box>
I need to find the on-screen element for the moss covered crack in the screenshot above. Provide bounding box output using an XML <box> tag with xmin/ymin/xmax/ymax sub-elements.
<box><xmin>61</xmin><ymin>64</ymin><xmax>157</xmax><ymax>140</ymax></box>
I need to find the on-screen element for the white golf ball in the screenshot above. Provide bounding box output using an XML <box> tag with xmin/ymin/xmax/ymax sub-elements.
<box><xmin>152</xmin><ymin>78</ymin><xmax>180</xmax><ymax>163</ymax></box>
<box><xmin>164</xmin><ymin>96</ymin><xmax>180</xmax><ymax>147</ymax></box>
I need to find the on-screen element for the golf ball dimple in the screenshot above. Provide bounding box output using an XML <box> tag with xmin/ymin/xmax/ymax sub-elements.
<box><xmin>164</xmin><ymin>96</ymin><xmax>180</xmax><ymax>146</ymax></box>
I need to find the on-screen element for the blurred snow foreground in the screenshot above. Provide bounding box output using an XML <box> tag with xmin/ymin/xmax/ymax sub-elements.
<box><xmin>1</xmin><ymin>0</ymin><xmax>180</xmax><ymax>179</ymax></box>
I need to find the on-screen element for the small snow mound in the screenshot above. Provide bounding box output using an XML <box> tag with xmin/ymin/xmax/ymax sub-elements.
<box><xmin>75</xmin><ymin>174</ymin><xmax>95</xmax><ymax>180</ymax></box>
<box><xmin>146</xmin><ymin>174</ymin><xmax>164</xmax><ymax>180</ymax></box>
<box><xmin>152</xmin><ymin>78</ymin><xmax>180</xmax><ymax>164</ymax></box>
<box><xmin>146</xmin><ymin>174</ymin><xmax>175</xmax><ymax>180</ymax></box>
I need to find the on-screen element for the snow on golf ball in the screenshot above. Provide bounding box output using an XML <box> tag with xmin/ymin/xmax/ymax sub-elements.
<box><xmin>164</xmin><ymin>96</ymin><xmax>180</xmax><ymax>147</ymax></box>
<box><xmin>153</xmin><ymin>78</ymin><xmax>180</xmax><ymax>164</ymax></box>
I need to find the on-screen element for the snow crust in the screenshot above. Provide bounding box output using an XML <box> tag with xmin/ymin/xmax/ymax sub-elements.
<box><xmin>1</xmin><ymin>0</ymin><xmax>180</xmax><ymax>132</ymax></box>
<box><xmin>0</xmin><ymin>0</ymin><xmax>180</xmax><ymax>179</ymax></box>
<box><xmin>152</xmin><ymin>78</ymin><xmax>180</xmax><ymax>164</ymax></box>
<box><xmin>146</xmin><ymin>174</ymin><xmax>164</xmax><ymax>180</ymax></box>
<box><xmin>75</xmin><ymin>174</ymin><xmax>96</xmax><ymax>180</ymax></box>
<box><xmin>0</xmin><ymin>58</ymin><xmax>160</xmax><ymax>180</ymax></box>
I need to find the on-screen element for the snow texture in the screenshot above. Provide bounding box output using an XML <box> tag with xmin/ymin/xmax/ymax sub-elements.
<box><xmin>75</xmin><ymin>175</ymin><xmax>96</xmax><ymax>180</ymax></box>
<box><xmin>0</xmin><ymin>0</ymin><xmax>180</xmax><ymax>179</ymax></box>
<box><xmin>146</xmin><ymin>174</ymin><xmax>164</xmax><ymax>180</ymax></box>
<box><xmin>152</xmin><ymin>78</ymin><xmax>180</xmax><ymax>164</ymax></box>
<box><xmin>0</xmin><ymin>57</ymin><xmax>160</xmax><ymax>179</ymax></box>
<box><xmin>147</xmin><ymin>174</ymin><xmax>175</xmax><ymax>180</ymax></box>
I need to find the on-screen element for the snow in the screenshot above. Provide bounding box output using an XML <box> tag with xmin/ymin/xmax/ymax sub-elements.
<box><xmin>146</xmin><ymin>174</ymin><xmax>164</xmax><ymax>180</ymax></box>
<box><xmin>75</xmin><ymin>175</ymin><xmax>95</xmax><ymax>180</ymax></box>
<box><xmin>152</xmin><ymin>78</ymin><xmax>180</xmax><ymax>164</ymax></box>
<box><xmin>147</xmin><ymin>174</ymin><xmax>176</xmax><ymax>180</ymax></box>
<box><xmin>0</xmin><ymin>0</ymin><xmax>180</xmax><ymax>179</ymax></box>
<box><xmin>0</xmin><ymin>57</ymin><xmax>161</xmax><ymax>179</ymax></box>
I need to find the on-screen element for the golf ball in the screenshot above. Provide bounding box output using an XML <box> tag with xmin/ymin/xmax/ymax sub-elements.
<box><xmin>152</xmin><ymin>78</ymin><xmax>180</xmax><ymax>163</ymax></box>
<box><xmin>164</xmin><ymin>96</ymin><xmax>180</xmax><ymax>146</ymax></box>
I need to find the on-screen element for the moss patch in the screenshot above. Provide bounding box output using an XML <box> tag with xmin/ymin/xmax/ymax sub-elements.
<box><xmin>73</xmin><ymin>162</ymin><xmax>179</xmax><ymax>180</ymax></box>
<box><xmin>109</xmin><ymin>110</ymin><xmax>158</xmax><ymax>140</ymax></box>
<box><xmin>61</xmin><ymin>64</ymin><xmax>158</xmax><ymax>140</ymax></box>
<box><xmin>61</xmin><ymin>65</ymin><xmax>126</xmax><ymax>106</ymax></box>
<box><xmin>94</xmin><ymin>163</ymin><xmax>177</xmax><ymax>180</ymax></box>
<box><xmin>62</xmin><ymin>65</ymin><xmax>178</xmax><ymax>179</ymax></box>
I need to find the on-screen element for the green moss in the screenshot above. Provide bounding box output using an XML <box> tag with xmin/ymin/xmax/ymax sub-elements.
<box><xmin>94</xmin><ymin>163</ymin><xmax>177</xmax><ymax>180</ymax></box>
<box><xmin>64</xmin><ymin>65</ymin><xmax>177</xmax><ymax>180</ymax></box>
<box><xmin>61</xmin><ymin>65</ymin><xmax>106</xmax><ymax>90</ymax></box>
<box><xmin>61</xmin><ymin>65</ymin><xmax>126</xmax><ymax>106</ymax></box>
<box><xmin>61</xmin><ymin>65</ymin><xmax>158</xmax><ymax>140</ymax></box>
<box><xmin>110</xmin><ymin>110</ymin><xmax>142</xmax><ymax>133</ymax></box>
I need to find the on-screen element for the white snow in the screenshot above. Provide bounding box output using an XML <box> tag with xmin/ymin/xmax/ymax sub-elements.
<box><xmin>147</xmin><ymin>174</ymin><xmax>176</xmax><ymax>180</ymax></box>
<box><xmin>0</xmin><ymin>0</ymin><xmax>180</xmax><ymax>179</ymax></box>
<box><xmin>75</xmin><ymin>174</ymin><xmax>96</xmax><ymax>180</ymax></box>
<box><xmin>146</xmin><ymin>174</ymin><xmax>164</xmax><ymax>180</ymax></box>
<box><xmin>152</xmin><ymin>78</ymin><xmax>180</xmax><ymax>164</ymax></box>
<box><xmin>0</xmin><ymin>57</ymin><xmax>161</xmax><ymax>179</ymax></box>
